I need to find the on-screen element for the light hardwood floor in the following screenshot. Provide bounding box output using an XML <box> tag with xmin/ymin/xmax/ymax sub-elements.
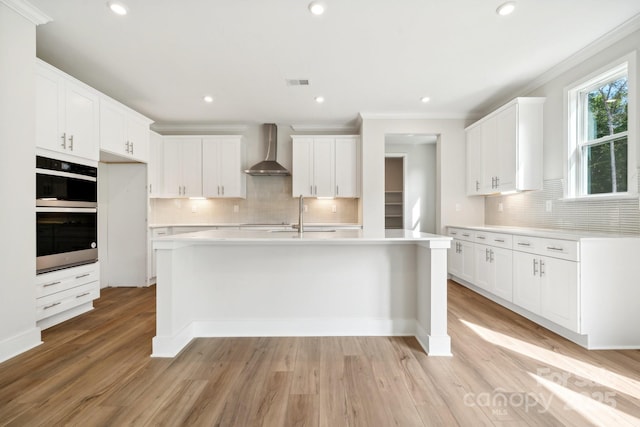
<box><xmin>1</xmin><ymin>281</ymin><xmax>639</xmax><ymax>426</ymax></box>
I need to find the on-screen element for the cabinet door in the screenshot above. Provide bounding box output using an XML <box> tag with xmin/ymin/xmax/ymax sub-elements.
<box><xmin>180</xmin><ymin>139</ymin><xmax>203</xmax><ymax>197</ymax></box>
<box><xmin>219</xmin><ymin>137</ymin><xmax>245</xmax><ymax>198</ymax></box>
<box><xmin>126</xmin><ymin>116</ymin><xmax>150</xmax><ymax>163</ymax></box>
<box><xmin>466</xmin><ymin>126</ymin><xmax>483</xmax><ymax>195</ymax></box>
<box><xmin>36</xmin><ymin>68</ymin><xmax>63</xmax><ymax>153</ymax></box>
<box><xmin>448</xmin><ymin>240</ymin><xmax>463</xmax><ymax>278</ymax></box>
<box><xmin>540</xmin><ymin>257</ymin><xmax>579</xmax><ymax>332</ymax></box>
<box><xmin>99</xmin><ymin>100</ymin><xmax>127</xmax><ymax>156</ymax></box>
<box><xmin>313</xmin><ymin>138</ymin><xmax>335</xmax><ymax>197</ymax></box>
<box><xmin>334</xmin><ymin>137</ymin><xmax>359</xmax><ymax>197</ymax></box>
<box><xmin>481</xmin><ymin>117</ymin><xmax>498</xmax><ymax>193</ymax></box>
<box><xmin>202</xmin><ymin>139</ymin><xmax>222</xmax><ymax>197</ymax></box>
<box><xmin>459</xmin><ymin>240</ymin><xmax>475</xmax><ymax>283</ymax></box>
<box><xmin>492</xmin><ymin>247</ymin><xmax>513</xmax><ymax>302</ymax></box>
<box><xmin>474</xmin><ymin>244</ymin><xmax>492</xmax><ymax>291</ymax></box>
<box><xmin>495</xmin><ymin>104</ymin><xmax>517</xmax><ymax>192</ymax></box>
<box><xmin>64</xmin><ymin>80</ymin><xmax>98</xmax><ymax>161</ymax></box>
<box><xmin>148</xmin><ymin>132</ymin><xmax>163</xmax><ymax>197</ymax></box>
<box><xmin>162</xmin><ymin>138</ymin><xmax>183</xmax><ymax>197</ymax></box>
<box><xmin>292</xmin><ymin>138</ymin><xmax>314</xmax><ymax>197</ymax></box>
<box><xmin>513</xmin><ymin>251</ymin><xmax>541</xmax><ymax>314</ymax></box>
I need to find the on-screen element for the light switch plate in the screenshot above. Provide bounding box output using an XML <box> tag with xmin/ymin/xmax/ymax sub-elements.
<box><xmin>545</xmin><ymin>200</ymin><xmax>552</xmax><ymax>212</ymax></box>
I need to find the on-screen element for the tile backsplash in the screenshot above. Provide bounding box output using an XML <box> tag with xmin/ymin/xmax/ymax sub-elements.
<box><xmin>150</xmin><ymin>176</ymin><xmax>359</xmax><ymax>225</ymax></box>
<box><xmin>485</xmin><ymin>170</ymin><xmax>640</xmax><ymax>235</ymax></box>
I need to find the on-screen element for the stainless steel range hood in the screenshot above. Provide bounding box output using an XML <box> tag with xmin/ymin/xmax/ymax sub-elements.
<box><xmin>244</xmin><ymin>123</ymin><xmax>290</xmax><ymax>176</ymax></box>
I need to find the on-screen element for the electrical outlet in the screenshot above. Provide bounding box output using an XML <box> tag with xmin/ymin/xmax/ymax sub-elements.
<box><xmin>331</xmin><ymin>205</ymin><xmax>337</xmax><ymax>213</ymax></box>
<box><xmin>233</xmin><ymin>205</ymin><xmax>239</xmax><ymax>213</ymax></box>
<box><xmin>191</xmin><ymin>204</ymin><xmax>197</xmax><ymax>213</ymax></box>
<box><xmin>498</xmin><ymin>203</ymin><xmax>503</xmax><ymax>212</ymax></box>
<box><xmin>545</xmin><ymin>200</ymin><xmax>552</xmax><ymax>212</ymax></box>
<box><xmin>455</xmin><ymin>203</ymin><xmax>461</xmax><ymax>212</ymax></box>
<box><xmin>304</xmin><ymin>204</ymin><xmax>308</xmax><ymax>213</ymax></box>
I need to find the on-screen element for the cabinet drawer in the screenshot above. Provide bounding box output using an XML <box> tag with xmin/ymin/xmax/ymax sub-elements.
<box><xmin>513</xmin><ymin>235</ymin><xmax>579</xmax><ymax>261</ymax></box>
<box><xmin>448</xmin><ymin>227</ymin><xmax>474</xmax><ymax>242</ymax></box>
<box><xmin>36</xmin><ymin>281</ymin><xmax>99</xmax><ymax>320</ymax></box>
<box><xmin>474</xmin><ymin>231</ymin><xmax>512</xmax><ymax>249</ymax></box>
<box><xmin>36</xmin><ymin>263</ymin><xmax>99</xmax><ymax>298</ymax></box>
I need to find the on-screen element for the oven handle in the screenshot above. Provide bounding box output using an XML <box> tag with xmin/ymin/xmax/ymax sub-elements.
<box><xmin>36</xmin><ymin>168</ymin><xmax>97</xmax><ymax>182</ymax></box>
<box><xmin>36</xmin><ymin>207</ymin><xmax>97</xmax><ymax>213</ymax></box>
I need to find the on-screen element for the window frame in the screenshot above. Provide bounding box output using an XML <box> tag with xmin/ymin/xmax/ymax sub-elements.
<box><xmin>565</xmin><ymin>52</ymin><xmax>637</xmax><ymax>200</ymax></box>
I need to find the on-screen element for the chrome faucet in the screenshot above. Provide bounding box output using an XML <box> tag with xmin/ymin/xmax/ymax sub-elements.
<box><xmin>298</xmin><ymin>194</ymin><xmax>304</xmax><ymax>234</ymax></box>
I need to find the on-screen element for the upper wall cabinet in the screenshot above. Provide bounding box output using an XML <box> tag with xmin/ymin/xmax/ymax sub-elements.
<box><xmin>99</xmin><ymin>96</ymin><xmax>152</xmax><ymax>163</ymax></box>
<box><xmin>465</xmin><ymin>97</ymin><xmax>545</xmax><ymax>196</ymax></box>
<box><xmin>202</xmin><ymin>136</ymin><xmax>246</xmax><ymax>198</ymax></box>
<box><xmin>291</xmin><ymin>135</ymin><xmax>360</xmax><ymax>198</ymax></box>
<box><xmin>162</xmin><ymin>137</ymin><xmax>203</xmax><ymax>198</ymax></box>
<box><xmin>36</xmin><ymin>60</ymin><xmax>99</xmax><ymax>161</ymax></box>
<box><xmin>148</xmin><ymin>131</ymin><xmax>164</xmax><ymax>197</ymax></box>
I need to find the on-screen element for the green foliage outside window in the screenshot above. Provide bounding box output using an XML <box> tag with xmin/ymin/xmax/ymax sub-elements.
<box><xmin>582</xmin><ymin>76</ymin><xmax>628</xmax><ymax>194</ymax></box>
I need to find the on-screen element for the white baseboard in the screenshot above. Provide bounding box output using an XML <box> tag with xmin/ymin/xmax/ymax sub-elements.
<box><xmin>0</xmin><ymin>327</ymin><xmax>42</xmax><ymax>364</ymax></box>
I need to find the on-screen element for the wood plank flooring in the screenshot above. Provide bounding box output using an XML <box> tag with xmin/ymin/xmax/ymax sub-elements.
<box><xmin>1</xmin><ymin>281</ymin><xmax>639</xmax><ymax>426</ymax></box>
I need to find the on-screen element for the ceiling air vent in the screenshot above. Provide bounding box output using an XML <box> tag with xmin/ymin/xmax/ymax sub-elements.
<box><xmin>286</xmin><ymin>79</ymin><xmax>310</xmax><ymax>86</ymax></box>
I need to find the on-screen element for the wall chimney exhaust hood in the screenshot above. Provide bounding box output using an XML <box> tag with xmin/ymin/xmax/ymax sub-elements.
<box><xmin>244</xmin><ymin>123</ymin><xmax>291</xmax><ymax>176</ymax></box>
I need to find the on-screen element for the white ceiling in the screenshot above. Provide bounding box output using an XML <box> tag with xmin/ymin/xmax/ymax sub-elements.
<box><xmin>30</xmin><ymin>0</ymin><xmax>640</xmax><ymax>129</ymax></box>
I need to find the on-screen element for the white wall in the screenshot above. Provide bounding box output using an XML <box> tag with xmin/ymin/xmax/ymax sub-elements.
<box><xmin>0</xmin><ymin>3</ymin><xmax>42</xmax><ymax>362</ymax></box>
<box><xmin>385</xmin><ymin>142</ymin><xmax>437</xmax><ymax>233</ymax></box>
<box><xmin>361</xmin><ymin>117</ymin><xmax>485</xmax><ymax>235</ymax></box>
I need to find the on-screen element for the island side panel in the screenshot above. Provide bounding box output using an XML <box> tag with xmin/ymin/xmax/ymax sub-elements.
<box><xmin>415</xmin><ymin>241</ymin><xmax>452</xmax><ymax>356</ymax></box>
<box><xmin>152</xmin><ymin>242</ymin><xmax>422</xmax><ymax>356</ymax></box>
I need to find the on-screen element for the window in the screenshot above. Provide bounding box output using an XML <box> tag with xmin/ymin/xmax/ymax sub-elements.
<box><xmin>567</xmin><ymin>55</ymin><xmax>636</xmax><ymax>198</ymax></box>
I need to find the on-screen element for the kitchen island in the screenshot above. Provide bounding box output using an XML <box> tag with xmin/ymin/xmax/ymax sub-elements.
<box><xmin>152</xmin><ymin>229</ymin><xmax>452</xmax><ymax>357</ymax></box>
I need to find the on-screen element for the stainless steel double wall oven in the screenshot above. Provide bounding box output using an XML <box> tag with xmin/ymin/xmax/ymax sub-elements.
<box><xmin>36</xmin><ymin>156</ymin><xmax>98</xmax><ymax>274</ymax></box>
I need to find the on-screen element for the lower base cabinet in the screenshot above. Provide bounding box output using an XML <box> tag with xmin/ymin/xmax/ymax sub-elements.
<box><xmin>475</xmin><ymin>244</ymin><xmax>513</xmax><ymax>301</ymax></box>
<box><xmin>36</xmin><ymin>262</ymin><xmax>100</xmax><ymax>330</ymax></box>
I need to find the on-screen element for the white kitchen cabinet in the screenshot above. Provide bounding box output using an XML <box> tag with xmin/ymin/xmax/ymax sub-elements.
<box><xmin>36</xmin><ymin>262</ymin><xmax>100</xmax><ymax>330</ymax></box>
<box><xmin>447</xmin><ymin>229</ymin><xmax>475</xmax><ymax>283</ymax></box>
<box><xmin>292</xmin><ymin>136</ymin><xmax>360</xmax><ymax>198</ymax></box>
<box><xmin>465</xmin><ymin>97</ymin><xmax>544</xmax><ymax>195</ymax></box>
<box><xmin>334</xmin><ymin>137</ymin><xmax>360</xmax><ymax>197</ymax></box>
<box><xmin>513</xmin><ymin>251</ymin><xmax>541</xmax><ymax>313</ymax></box>
<box><xmin>99</xmin><ymin>96</ymin><xmax>151</xmax><ymax>162</ymax></box>
<box><xmin>163</xmin><ymin>137</ymin><xmax>202</xmax><ymax>197</ymax></box>
<box><xmin>36</xmin><ymin>60</ymin><xmax>99</xmax><ymax>161</ymax></box>
<box><xmin>148</xmin><ymin>131</ymin><xmax>164</xmax><ymax>197</ymax></box>
<box><xmin>465</xmin><ymin>125</ymin><xmax>483</xmax><ymax>195</ymax></box>
<box><xmin>202</xmin><ymin>136</ymin><xmax>246</xmax><ymax>198</ymax></box>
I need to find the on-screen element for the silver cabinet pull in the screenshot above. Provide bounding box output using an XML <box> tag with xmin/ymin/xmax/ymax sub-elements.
<box><xmin>150</xmin><ymin>183</ymin><xmax>152</xmax><ymax>194</ymax></box>
<box><xmin>76</xmin><ymin>292</ymin><xmax>91</xmax><ymax>299</ymax></box>
<box><xmin>314</xmin><ymin>185</ymin><xmax>317</xmax><ymax>195</ymax></box>
<box><xmin>69</xmin><ymin>135</ymin><xmax>74</xmax><ymax>151</ymax></box>
<box><xmin>475</xmin><ymin>180</ymin><xmax>479</xmax><ymax>191</ymax></box>
<box><xmin>533</xmin><ymin>259</ymin><xmax>538</xmax><ymax>276</ymax></box>
<box><xmin>125</xmin><ymin>141</ymin><xmax>131</xmax><ymax>153</ymax></box>
<box><xmin>60</xmin><ymin>133</ymin><xmax>67</xmax><ymax>149</ymax></box>
<box><xmin>477</xmin><ymin>236</ymin><xmax>486</xmax><ymax>240</ymax></box>
<box><xmin>75</xmin><ymin>273</ymin><xmax>90</xmax><ymax>279</ymax></box>
<box><xmin>490</xmin><ymin>250</ymin><xmax>494</xmax><ymax>263</ymax></box>
<box><xmin>462</xmin><ymin>233</ymin><xmax>470</xmax><ymax>237</ymax></box>
<box><xmin>221</xmin><ymin>185</ymin><xmax>224</xmax><ymax>196</ymax></box>
<box><xmin>494</xmin><ymin>239</ymin><xmax>505</xmax><ymax>243</ymax></box>
<box><xmin>495</xmin><ymin>176</ymin><xmax>500</xmax><ymax>187</ymax></box>
<box><xmin>540</xmin><ymin>260</ymin><xmax>545</xmax><ymax>276</ymax></box>
<box><xmin>485</xmin><ymin>248</ymin><xmax>490</xmax><ymax>261</ymax></box>
<box><xmin>130</xmin><ymin>142</ymin><xmax>134</xmax><ymax>154</ymax></box>
<box><xmin>517</xmin><ymin>242</ymin><xmax>531</xmax><ymax>247</ymax></box>
<box><xmin>336</xmin><ymin>185</ymin><xmax>339</xmax><ymax>196</ymax></box>
<box><xmin>546</xmin><ymin>246</ymin><xmax>564</xmax><ymax>252</ymax></box>
<box><xmin>450</xmin><ymin>231</ymin><xmax>457</xmax><ymax>235</ymax></box>
<box><xmin>44</xmin><ymin>302</ymin><xmax>61</xmax><ymax>310</ymax></box>
<box><xmin>43</xmin><ymin>281</ymin><xmax>61</xmax><ymax>288</ymax></box>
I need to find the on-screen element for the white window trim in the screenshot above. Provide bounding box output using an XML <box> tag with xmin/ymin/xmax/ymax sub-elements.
<box><xmin>564</xmin><ymin>51</ymin><xmax>637</xmax><ymax>200</ymax></box>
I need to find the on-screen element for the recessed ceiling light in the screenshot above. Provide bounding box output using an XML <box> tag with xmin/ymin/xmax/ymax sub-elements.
<box><xmin>496</xmin><ymin>1</ymin><xmax>516</xmax><ymax>16</ymax></box>
<box><xmin>308</xmin><ymin>1</ymin><xmax>325</xmax><ymax>15</ymax></box>
<box><xmin>203</xmin><ymin>95</ymin><xmax>214</xmax><ymax>103</ymax></box>
<box><xmin>107</xmin><ymin>1</ymin><xmax>128</xmax><ymax>16</ymax></box>
<box><xmin>420</xmin><ymin>96</ymin><xmax>431</xmax><ymax>103</ymax></box>
<box><xmin>315</xmin><ymin>96</ymin><xmax>325</xmax><ymax>104</ymax></box>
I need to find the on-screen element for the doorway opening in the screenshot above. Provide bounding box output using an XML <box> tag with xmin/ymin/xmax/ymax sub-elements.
<box><xmin>385</xmin><ymin>134</ymin><xmax>437</xmax><ymax>233</ymax></box>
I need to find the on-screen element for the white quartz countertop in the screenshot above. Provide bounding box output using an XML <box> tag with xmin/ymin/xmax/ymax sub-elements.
<box><xmin>153</xmin><ymin>228</ymin><xmax>451</xmax><ymax>248</ymax></box>
<box><xmin>447</xmin><ymin>224</ymin><xmax>639</xmax><ymax>240</ymax></box>
<box><xmin>149</xmin><ymin>223</ymin><xmax>362</xmax><ymax>229</ymax></box>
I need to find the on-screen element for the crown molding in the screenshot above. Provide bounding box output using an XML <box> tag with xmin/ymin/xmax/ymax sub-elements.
<box><xmin>358</xmin><ymin>112</ymin><xmax>470</xmax><ymax>120</ymax></box>
<box><xmin>289</xmin><ymin>123</ymin><xmax>358</xmax><ymax>132</ymax></box>
<box><xmin>150</xmin><ymin>123</ymin><xmax>248</xmax><ymax>134</ymax></box>
<box><xmin>0</xmin><ymin>0</ymin><xmax>51</xmax><ymax>25</ymax></box>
